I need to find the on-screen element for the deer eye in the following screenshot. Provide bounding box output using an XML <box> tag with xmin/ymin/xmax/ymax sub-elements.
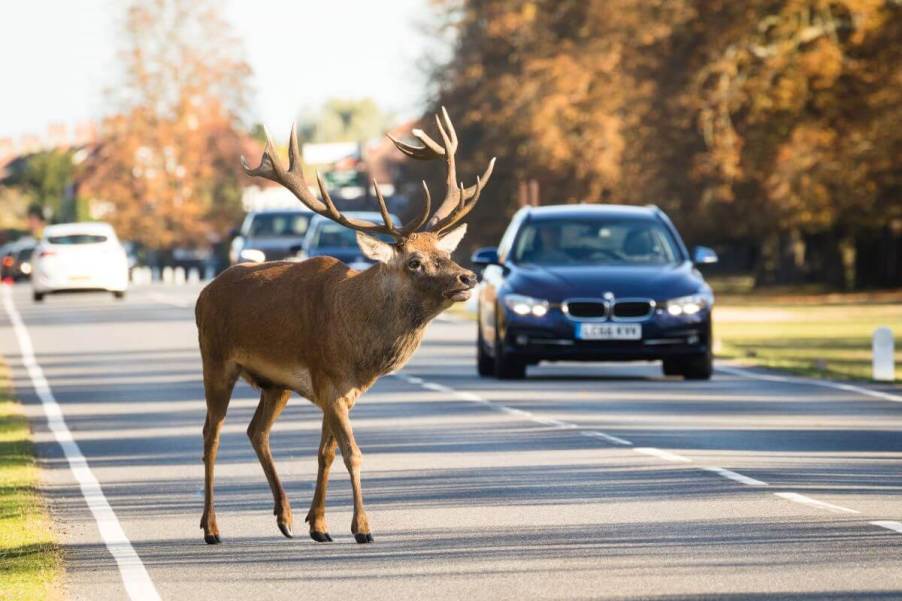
<box><xmin>407</xmin><ymin>258</ymin><xmax>422</xmax><ymax>271</ymax></box>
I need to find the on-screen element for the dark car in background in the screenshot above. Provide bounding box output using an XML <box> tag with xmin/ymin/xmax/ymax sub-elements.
<box><xmin>472</xmin><ymin>204</ymin><xmax>718</xmax><ymax>380</ymax></box>
<box><xmin>300</xmin><ymin>211</ymin><xmax>400</xmax><ymax>269</ymax></box>
<box><xmin>1</xmin><ymin>237</ymin><xmax>37</xmax><ymax>281</ymax></box>
<box><xmin>229</xmin><ymin>209</ymin><xmax>312</xmax><ymax>264</ymax></box>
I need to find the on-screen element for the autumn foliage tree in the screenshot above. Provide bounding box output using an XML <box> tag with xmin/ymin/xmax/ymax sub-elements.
<box><xmin>81</xmin><ymin>0</ymin><xmax>254</xmax><ymax>250</ymax></box>
<box><xmin>428</xmin><ymin>0</ymin><xmax>901</xmax><ymax>288</ymax></box>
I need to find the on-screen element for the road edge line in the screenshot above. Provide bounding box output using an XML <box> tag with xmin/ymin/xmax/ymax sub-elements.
<box><xmin>1</xmin><ymin>285</ymin><xmax>161</xmax><ymax>601</ymax></box>
<box><xmin>717</xmin><ymin>364</ymin><xmax>901</xmax><ymax>403</ymax></box>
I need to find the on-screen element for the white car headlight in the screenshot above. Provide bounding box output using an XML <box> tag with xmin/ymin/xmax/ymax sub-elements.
<box><xmin>504</xmin><ymin>294</ymin><xmax>549</xmax><ymax>317</ymax></box>
<box><xmin>666</xmin><ymin>292</ymin><xmax>713</xmax><ymax>316</ymax></box>
<box><xmin>239</xmin><ymin>248</ymin><xmax>266</xmax><ymax>263</ymax></box>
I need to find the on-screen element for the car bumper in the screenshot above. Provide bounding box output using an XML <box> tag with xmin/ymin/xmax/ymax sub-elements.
<box><xmin>499</xmin><ymin>309</ymin><xmax>711</xmax><ymax>362</ymax></box>
<box><xmin>32</xmin><ymin>269</ymin><xmax>128</xmax><ymax>293</ymax></box>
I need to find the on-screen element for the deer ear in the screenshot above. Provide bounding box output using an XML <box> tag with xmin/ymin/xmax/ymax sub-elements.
<box><xmin>356</xmin><ymin>231</ymin><xmax>395</xmax><ymax>263</ymax></box>
<box><xmin>436</xmin><ymin>224</ymin><xmax>467</xmax><ymax>253</ymax></box>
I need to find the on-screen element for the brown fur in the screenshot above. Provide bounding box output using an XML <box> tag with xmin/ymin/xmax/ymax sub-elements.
<box><xmin>195</xmin><ymin>233</ymin><xmax>476</xmax><ymax>543</ymax></box>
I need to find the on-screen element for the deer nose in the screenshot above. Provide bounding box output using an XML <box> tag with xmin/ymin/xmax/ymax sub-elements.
<box><xmin>458</xmin><ymin>271</ymin><xmax>477</xmax><ymax>288</ymax></box>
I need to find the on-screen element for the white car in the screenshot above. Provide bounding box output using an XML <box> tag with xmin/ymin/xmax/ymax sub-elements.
<box><xmin>31</xmin><ymin>222</ymin><xmax>129</xmax><ymax>302</ymax></box>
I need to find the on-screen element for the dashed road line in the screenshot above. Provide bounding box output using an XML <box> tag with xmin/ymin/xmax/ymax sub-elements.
<box><xmin>774</xmin><ymin>492</ymin><xmax>861</xmax><ymax>514</ymax></box>
<box><xmin>871</xmin><ymin>521</ymin><xmax>902</xmax><ymax>534</ymax></box>
<box><xmin>700</xmin><ymin>466</ymin><xmax>768</xmax><ymax>486</ymax></box>
<box><xmin>394</xmin><ymin>372</ymin><xmax>631</xmax><ymax>445</ymax></box>
<box><xmin>2</xmin><ymin>285</ymin><xmax>161</xmax><ymax>601</ymax></box>
<box><xmin>634</xmin><ymin>447</ymin><xmax>693</xmax><ymax>463</ymax></box>
<box><xmin>395</xmin><ymin>370</ymin><xmax>902</xmax><ymax>532</ymax></box>
<box><xmin>579</xmin><ymin>430</ymin><xmax>633</xmax><ymax>446</ymax></box>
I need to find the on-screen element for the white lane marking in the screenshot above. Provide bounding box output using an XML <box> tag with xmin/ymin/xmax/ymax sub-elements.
<box><xmin>580</xmin><ymin>430</ymin><xmax>633</xmax><ymax>446</ymax></box>
<box><xmin>871</xmin><ymin>521</ymin><xmax>902</xmax><ymax>534</ymax></box>
<box><xmin>147</xmin><ymin>291</ymin><xmax>192</xmax><ymax>308</ymax></box>
<box><xmin>701</xmin><ymin>466</ymin><xmax>768</xmax><ymax>486</ymax></box>
<box><xmin>2</xmin><ymin>286</ymin><xmax>161</xmax><ymax>601</ymax></box>
<box><xmin>634</xmin><ymin>447</ymin><xmax>693</xmax><ymax>463</ymax></box>
<box><xmin>395</xmin><ymin>373</ymin><xmax>632</xmax><ymax>445</ymax></box>
<box><xmin>774</xmin><ymin>492</ymin><xmax>861</xmax><ymax>514</ymax></box>
<box><xmin>718</xmin><ymin>364</ymin><xmax>902</xmax><ymax>404</ymax></box>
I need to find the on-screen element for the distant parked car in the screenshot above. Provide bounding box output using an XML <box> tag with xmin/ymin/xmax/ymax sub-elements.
<box><xmin>229</xmin><ymin>209</ymin><xmax>313</xmax><ymax>264</ymax></box>
<box><xmin>0</xmin><ymin>237</ymin><xmax>37</xmax><ymax>281</ymax></box>
<box><xmin>299</xmin><ymin>211</ymin><xmax>400</xmax><ymax>269</ymax></box>
<box><xmin>472</xmin><ymin>204</ymin><xmax>718</xmax><ymax>380</ymax></box>
<box><xmin>31</xmin><ymin>222</ymin><xmax>129</xmax><ymax>302</ymax></box>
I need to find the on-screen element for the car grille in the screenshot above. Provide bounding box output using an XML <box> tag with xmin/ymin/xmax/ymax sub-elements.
<box><xmin>612</xmin><ymin>300</ymin><xmax>654</xmax><ymax>320</ymax></box>
<box><xmin>564</xmin><ymin>301</ymin><xmax>608</xmax><ymax>319</ymax></box>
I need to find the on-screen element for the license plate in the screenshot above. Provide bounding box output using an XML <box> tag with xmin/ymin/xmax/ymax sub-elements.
<box><xmin>576</xmin><ymin>323</ymin><xmax>642</xmax><ymax>340</ymax></box>
<box><xmin>68</xmin><ymin>275</ymin><xmax>91</xmax><ymax>281</ymax></box>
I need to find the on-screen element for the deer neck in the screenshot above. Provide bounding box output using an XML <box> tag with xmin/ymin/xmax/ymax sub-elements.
<box><xmin>339</xmin><ymin>264</ymin><xmax>445</xmax><ymax>376</ymax></box>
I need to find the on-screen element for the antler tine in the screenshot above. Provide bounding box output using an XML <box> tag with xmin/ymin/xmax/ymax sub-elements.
<box><xmin>371</xmin><ymin>178</ymin><xmax>402</xmax><ymax>237</ymax></box>
<box><xmin>399</xmin><ymin>181</ymin><xmax>432</xmax><ymax>236</ymax></box>
<box><xmin>242</xmin><ymin>124</ymin><xmax>404</xmax><ymax>240</ymax></box>
<box><xmin>434</xmin><ymin>174</ymin><xmax>485</xmax><ymax>236</ymax></box>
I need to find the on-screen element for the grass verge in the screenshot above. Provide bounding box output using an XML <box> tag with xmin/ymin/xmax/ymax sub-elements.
<box><xmin>714</xmin><ymin>290</ymin><xmax>902</xmax><ymax>381</ymax></box>
<box><xmin>0</xmin><ymin>360</ymin><xmax>62</xmax><ymax>601</ymax></box>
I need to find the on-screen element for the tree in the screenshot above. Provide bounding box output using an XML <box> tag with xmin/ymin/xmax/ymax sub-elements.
<box><xmin>425</xmin><ymin>0</ymin><xmax>902</xmax><ymax>287</ymax></box>
<box><xmin>298</xmin><ymin>98</ymin><xmax>395</xmax><ymax>143</ymax></box>
<box><xmin>80</xmin><ymin>0</ymin><xmax>254</xmax><ymax>249</ymax></box>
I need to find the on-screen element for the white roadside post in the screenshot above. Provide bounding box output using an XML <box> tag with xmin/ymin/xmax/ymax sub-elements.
<box><xmin>162</xmin><ymin>266</ymin><xmax>174</xmax><ymax>284</ymax></box>
<box><xmin>174</xmin><ymin>266</ymin><xmax>186</xmax><ymax>285</ymax></box>
<box><xmin>872</xmin><ymin>327</ymin><xmax>895</xmax><ymax>382</ymax></box>
<box><xmin>188</xmin><ymin>268</ymin><xmax>200</xmax><ymax>284</ymax></box>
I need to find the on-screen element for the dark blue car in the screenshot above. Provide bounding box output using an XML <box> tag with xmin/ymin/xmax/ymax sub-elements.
<box><xmin>472</xmin><ymin>204</ymin><xmax>718</xmax><ymax>380</ymax></box>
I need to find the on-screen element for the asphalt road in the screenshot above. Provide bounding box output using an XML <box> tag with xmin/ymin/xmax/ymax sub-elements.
<box><xmin>1</xmin><ymin>282</ymin><xmax>901</xmax><ymax>601</ymax></box>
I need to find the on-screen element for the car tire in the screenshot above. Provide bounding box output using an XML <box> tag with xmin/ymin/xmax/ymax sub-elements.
<box><xmin>663</xmin><ymin>353</ymin><xmax>712</xmax><ymax>380</ymax></box>
<box><xmin>476</xmin><ymin>319</ymin><xmax>495</xmax><ymax>377</ymax></box>
<box><xmin>493</xmin><ymin>319</ymin><xmax>526</xmax><ymax>380</ymax></box>
<box><xmin>113</xmin><ymin>291</ymin><xmax>126</xmax><ymax>300</ymax></box>
<box><xmin>32</xmin><ymin>292</ymin><xmax>44</xmax><ymax>303</ymax></box>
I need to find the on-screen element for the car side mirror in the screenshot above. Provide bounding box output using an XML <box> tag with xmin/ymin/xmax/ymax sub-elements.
<box><xmin>692</xmin><ymin>246</ymin><xmax>718</xmax><ymax>265</ymax></box>
<box><xmin>471</xmin><ymin>247</ymin><xmax>499</xmax><ymax>267</ymax></box>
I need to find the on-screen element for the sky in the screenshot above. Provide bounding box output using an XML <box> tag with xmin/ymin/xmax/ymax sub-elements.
<box><xmin>0</xmin><ymin>0</ymin><xmax>438</xmax><ymax>141</ymax></box>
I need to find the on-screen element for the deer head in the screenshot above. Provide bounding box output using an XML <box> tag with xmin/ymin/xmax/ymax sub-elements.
<box><xmin>240</xmin><ymin>108</ymin><xmax>494</xmax><ymax>307</ymax></box>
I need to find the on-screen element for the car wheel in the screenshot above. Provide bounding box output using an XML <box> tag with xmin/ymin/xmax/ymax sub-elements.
<box><xmin>476</xmin><ymin>318</ymin><xmax>495</xmax><ymax>377</ymax></box>
<box><xmin>493</xmin><ymin>319</ymin><xmax>526</xmax><ymax>380</ymax></box>
<box><xmin>113</xmin><ymin>291</ymin><xmax>126</xmax><ymax>300</ymax></box>
<box><xmin>32</xmin><ymin>292</ymin><xmax>44</xmax><ymax>303</ymax></box>
<box><xmin>663</xmin><ymin>353</ymin><xmax>712</xmax><ymax>380</ymax></box>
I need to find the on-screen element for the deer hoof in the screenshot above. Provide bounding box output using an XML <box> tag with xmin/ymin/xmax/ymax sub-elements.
<box><xmin>310</xmin><ymin>531</ymin><xmax>333</xmax><ymax>543</ymax></box>
<box><xmin>278</xmin><ymin>521</ymin><xmax>293</xmax><ymax>538</ymax></box>
<box><xmin>354</xmin><ymin>533</ymin><xmax>374</xmax><ymax>544</ymax></box>
<box><xmin>204</xmin><ymin>533</ymin><xmax>222</xmax><ymax>545</ymax></box>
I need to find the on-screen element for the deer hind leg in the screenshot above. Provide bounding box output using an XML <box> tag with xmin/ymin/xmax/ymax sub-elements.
<box><xmin>200</xmin><ymin>360</ymin><xmax>238</xmax><ymax>545</ymax></box>
<box><xmin>247</xmin><ymin>386</ymin><xmax>293</xmax><ymax>537</ymax></box>
<box><xmin>305</xmin><ymin>417</ymin><xmax>336</xmax><ymax>542</ymax></box>
<box><xmin>324</xmin><ymin>401</ymin><xmax>373</xmax><ymax>544</ymax></box>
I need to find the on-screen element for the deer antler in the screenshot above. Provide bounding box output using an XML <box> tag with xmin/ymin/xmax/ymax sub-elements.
<box><xmin>241</xmin><ymin>126</ymin><xmax>430</xmax><ymax>241</ymax></box>
<box><xmin>241</xmin><ymin>108</ymin><xmax>491</xmax><ymax>240</ymax></box>
<box><xmin>388</xmin><ymin>107</ymin><xmax>495</xmax><ymax>236</ymax></box>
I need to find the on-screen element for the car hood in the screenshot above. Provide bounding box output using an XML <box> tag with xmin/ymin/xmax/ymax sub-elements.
<box><xmin>506</xmin><ymin>262</ymin><xmax>706</xmax><ymax>302</ymax></box>
<box><xmin>242</xmin><ymin>237</ymin><xmax>305</xmax><ymax>260</ymax></box>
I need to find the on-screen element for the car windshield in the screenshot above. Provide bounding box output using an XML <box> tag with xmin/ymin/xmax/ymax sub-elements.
<box><xmin>512</xmin><ymin>218</ymin><xmax>682</xmax><ymax>266</ymax></box>
<box><xmin>309</xmin><ymin>222</ymin><xmax>393</xmax><ymax>249</ymax></box>
<box><xmin>47</xmin><ymin>234</ymin><xmax>108</xmax><ymax>244</ymax></box>
<box><xmin>247</xmin><ymin>213</ymin><xmax>310</xmax><ymax>239</ymax></box>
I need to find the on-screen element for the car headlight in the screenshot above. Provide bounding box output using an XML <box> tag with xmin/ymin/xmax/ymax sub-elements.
<box><xmin>504</xmin><ymin>294</ymin><xmax>549</xmax><ymax>317</ymax></box>
<box><xmin>666</xmin><ymin>292</ymin><xmax>713</xmax><ymax>316</ymax></box>
<box><xmin>239</xmin><ymin>248</ymin><xmax>266</xmax><ymax>263</ymax></box>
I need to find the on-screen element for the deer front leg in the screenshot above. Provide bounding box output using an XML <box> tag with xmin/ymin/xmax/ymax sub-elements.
<box><xmin>324</xmin><ymin>402</ymin><xmax>373</xmax><ymax>543</ymax></box>
<box><xmin>305</xmin><ymin>417</ymin><xmax>336</xmax><ymax>542</ymax></box>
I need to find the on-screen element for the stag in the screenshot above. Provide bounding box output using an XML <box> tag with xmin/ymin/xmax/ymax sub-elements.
<box><xmin>195</xmin><ymin>109</ymin><xmax>494</xmax><ymax>544</ymax></box>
